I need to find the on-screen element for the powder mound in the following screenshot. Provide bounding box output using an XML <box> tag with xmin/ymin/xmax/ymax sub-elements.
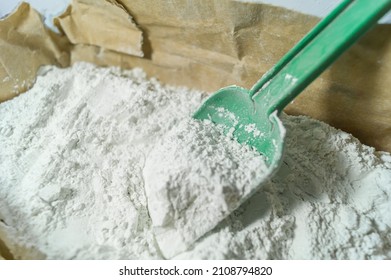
<box><xmin>1</xmin><ymin>62</ymin><xmax>390</xmax><ymax>260</ymax></box>
<box><xmin>0</xmin><ymin>62</ymin><xmax>204</xmax><ymax>259</ymax></box>
<box><xmin>144</xmin><ymin>118</ymin><xmax>269</xmax><ymax>258</ymax></box>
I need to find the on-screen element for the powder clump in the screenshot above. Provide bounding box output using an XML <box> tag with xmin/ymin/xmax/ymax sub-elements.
<box><xmin>144</xmin><ymin>118</ymin><xmax>269</xmax><ymax>258</ymax></box>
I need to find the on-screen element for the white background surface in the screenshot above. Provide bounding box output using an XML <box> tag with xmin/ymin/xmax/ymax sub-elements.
<box><xmin>1</xmin><ymin>0</ymin><xmax>390</xmax><ymax>25</ymax></box>
<box><xmin>0</xmin><ymin>0</ymin><xmax>70</xmax><ymax>28</ymax></box>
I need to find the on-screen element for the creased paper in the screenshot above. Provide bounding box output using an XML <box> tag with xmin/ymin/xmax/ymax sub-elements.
<box><xmin>0</xmin><ymin>3</ymin><xmax>69</xmax><ymax>102</ymax></box>
<box><xmin>54</xmin><ymin>0</ymin><xmax>143</xmax><ymax>57</ymax></box>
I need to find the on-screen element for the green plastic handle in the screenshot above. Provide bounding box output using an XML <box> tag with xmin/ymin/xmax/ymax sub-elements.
<box><xmin>249</xmin><ymin>0</ymin><xmax>353</xmax><ymax>97</ymax></box>
<box><xmin>252</xmin><ymin>0</ymin><xmax>391</xmax><ymax>114</ymax></box>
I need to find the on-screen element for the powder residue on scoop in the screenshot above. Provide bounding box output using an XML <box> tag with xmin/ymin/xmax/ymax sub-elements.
<box><xmin>143</xmin><ymin>118</ymin><xmax>270</xmax><ymax>258</ymax></box>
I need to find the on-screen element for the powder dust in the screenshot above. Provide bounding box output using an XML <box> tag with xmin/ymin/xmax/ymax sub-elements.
<box><xmin>0</xmin><ymin>63</ymin><xmax>390</xmax><ymax>259</ymax></box>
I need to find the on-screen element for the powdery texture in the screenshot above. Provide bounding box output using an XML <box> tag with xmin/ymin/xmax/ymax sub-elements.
<box><xmin>0</xmin><ymin>63</ymin><xmax>202</xmax><ymax>259</ymax></box>
<box><xmin>144</xmin><ymin>119</ymin><xmax>269</xmax><ymax>258</ymax></box>
<box><xmin>0</xmin><ymin>63</ymin><xmax>390</xmax><ymax>259</ymax></box>
<box><xmin>176</xmin><ymin>117</ymin><xmax>391</xmax><ymax>259</ymax></box>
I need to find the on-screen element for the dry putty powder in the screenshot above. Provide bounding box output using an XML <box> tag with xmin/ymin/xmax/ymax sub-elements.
<box><xmin>0</xmin><ymin>63</ymin><xmax>390</xmax><ymax>259</ymax></box>
<box><xmin>144</xmin><ymin>118</ymin><xmax>270</xmax><ymax>258</ymax></box>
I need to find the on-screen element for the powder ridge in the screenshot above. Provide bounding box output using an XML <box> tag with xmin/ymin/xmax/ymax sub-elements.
<box><xmin>0</xmin><ymin>63</ymin><xmax>390</xmax><ymax>259</ymax></box>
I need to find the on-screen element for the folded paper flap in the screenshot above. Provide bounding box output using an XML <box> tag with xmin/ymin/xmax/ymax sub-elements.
<box><xmin>55</xmin><ymin>0</ymin><xmax>143</xmax><ymax>57</ymax></box>
<box><xmin>0</xmin><ymin>3</ymin><xmax>69</xmax><ymax>102</ymax></box>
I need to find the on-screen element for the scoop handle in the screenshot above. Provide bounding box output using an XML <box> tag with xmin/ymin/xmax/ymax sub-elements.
<box><xmin>251</xmin><ymin>0</ymin><xmax>391</xmax><ymax>115</ymax></box>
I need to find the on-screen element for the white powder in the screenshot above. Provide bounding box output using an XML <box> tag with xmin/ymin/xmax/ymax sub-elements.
<box><xmin>144</xmin><ymin>118</ymin><xmax>269</xmax><ymax>258</ymax></box>
<box><xmin>0</xmin><ymin>63</ymin><xmax>202</xmax><ymax>259</ymax></box>
<box><xmin>176</xmin><ymin>117</ymin><xmax>391</xmax><ymax>260</ymax></box>
<box><xmin>0</xmin><ymin>63</ymin><xmax>390</xmax><ymax>259</ymax></box>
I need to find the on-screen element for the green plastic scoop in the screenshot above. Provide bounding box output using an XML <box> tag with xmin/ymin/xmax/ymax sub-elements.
<box><xmin>194</xmin><ymin>0</ymin><xmax>391</xmax><ymax>177</ymax></box>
